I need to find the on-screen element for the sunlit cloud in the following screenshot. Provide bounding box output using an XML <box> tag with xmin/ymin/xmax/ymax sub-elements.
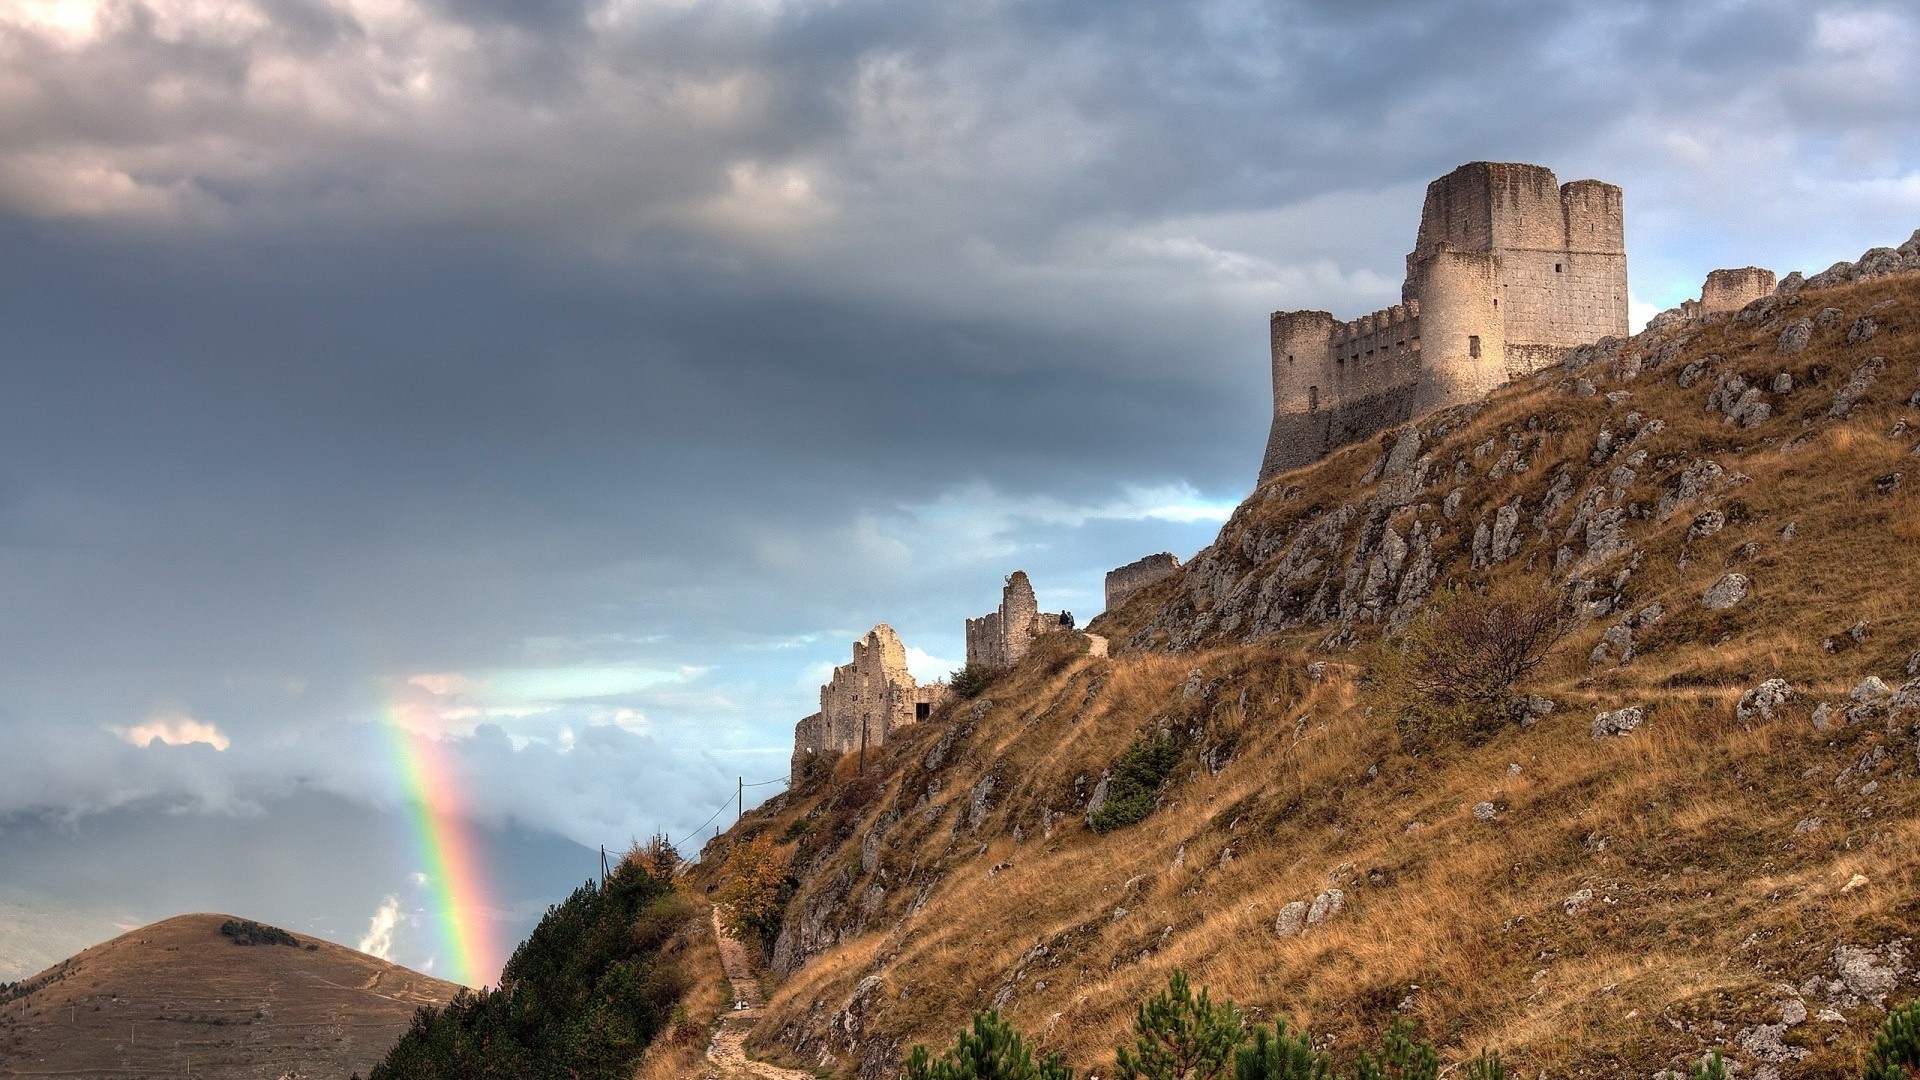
<box><xmin>357</xmin><ymin>894</ymin><xmax>401</xmax><ymax>959</ymax></box>
<box><xmin>112</xmin><ymin>709</ymin><xmax>232</xmax><ymax>752</ymax></box>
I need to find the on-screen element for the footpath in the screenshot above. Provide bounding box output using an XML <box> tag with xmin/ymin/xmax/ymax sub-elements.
<box><xmin>695</xmin><ymin>907</ymin><xmax>813</xmax><ymax>1080</ymax></box>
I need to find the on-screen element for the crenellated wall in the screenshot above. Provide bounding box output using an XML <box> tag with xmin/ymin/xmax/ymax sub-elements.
<box><xmin>1261</xmin><ymin>162</ymin><xmax>1628</xmax><ymax>482</ymax></box>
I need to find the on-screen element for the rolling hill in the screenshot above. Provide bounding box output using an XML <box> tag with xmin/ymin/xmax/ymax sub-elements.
<box><xmin>0</xmin><ymin>913</ymin><xmax>461</xmax><ymax>1079</ymax></box>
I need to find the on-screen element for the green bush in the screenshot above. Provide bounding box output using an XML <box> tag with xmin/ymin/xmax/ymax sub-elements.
<box><xmin>1091</xmin><ymin>731</ymin><xmax>1182</xmax><ymax>833</ymax></box>
<box><xmin>1683</xmin><ymin>1050</ymin><xmax>1729</xmax><ymax>1080</ymax></box>
<box><xmin>905</xmin><ymin>1010</ymin><xmax>1074</xmax><ymax>1080</ymax></box>
<box><xmin>219</xmin><ymin>919</ymin><xmax>300</xmax><ymax>948</ymax></box>
<box><xmin>1116</xmin><ymin>970</ymin><xmax>1245</xmax><ymax>1080</ymax></box>
<box><xmin>1349</xmin><ymin>1017</ymin><xmax>1438</xmax><ymax>1080</ymax></box>
<box><xmin>365</xmin><ymin>861</ymin><xmax>691</xmax><ymax>1080</ymax></box>
<box><xmin>951</xmin><ymin>665</ymin><xmax>996</xmax><ymax>699</ymax></box>
<box><xmin>1233</xmin><ymin>1020</ymin><xmax>1327</xmax><ymax>1080</ymax></box>
<box><xmin>1462</xmin><ymin>1049</ymin><xmax>1505</xmax><ymax>1080</ymax></box>
<box><xmin>1866</xmin><ymin>998</ymin><xmax>1920</xmax><ymax>1080</ymax></box>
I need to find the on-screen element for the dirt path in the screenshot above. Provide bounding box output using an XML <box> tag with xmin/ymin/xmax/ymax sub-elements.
<box><xmin>697</xmin><ymin>908</ymin><xmax>812</xmax><ymax>1080</ymax></box>
<box><xmin>1086</xmin><ymin>633</ymin><xmax>1109</xmax><ymax>658</ymax></box>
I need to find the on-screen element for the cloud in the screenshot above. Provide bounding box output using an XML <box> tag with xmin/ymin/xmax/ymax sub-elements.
<box><xmin>112</xmin><ymin>710</ymin><xmax>231</xmax><ymax>752</ymax></box>
<box><xmin>357</xmin><ymin>894</ymin><xmax>400</xmax><ymax>960</ymax></box>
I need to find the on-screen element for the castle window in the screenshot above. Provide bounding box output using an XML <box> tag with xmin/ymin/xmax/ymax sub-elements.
<box><xmin>1308</xmin><ymin>386</ymin><xmax>1319</xmax><ymax>413</ymax></box>
<box><xmin>1555</xmin><ymin>263</ymin><xmax>1563</xmax><ymax>273</ymax></box>
<box><xmin>1469</xmin><ymin>335</ymin><xmax>1482</xmax><ymax>358</ymax></box>
<box><xmin>1287</xmin><ymin>354</ymin><xmax>1294</xmax><ymax>364</ymax></box>
<box><xmin>915</xmin><ymin>702</ymin><xmax>931</xmax><ymax>721</ymax></box>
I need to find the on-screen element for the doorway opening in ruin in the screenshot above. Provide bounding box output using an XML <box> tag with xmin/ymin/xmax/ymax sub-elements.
<box><xmin>915</xmin><ymin>702</ymin><xmax>931</xmax><ymax>721</ymax></box>
<box><xmin>1469</xmin><ymin>335</ymin><xmax>1481</xmax><ymax>358</ymax></box>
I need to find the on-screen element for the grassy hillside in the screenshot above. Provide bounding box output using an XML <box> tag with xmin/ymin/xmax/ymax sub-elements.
<box><xmin>700</xmin><ymin>265</ymin><xmax>1920</xmax><ymax>1080</ymax></box>
<box><xmin>0</xmin><ymin>912</ymin><xmax>461</xmax><ymax>1079</ymax></box>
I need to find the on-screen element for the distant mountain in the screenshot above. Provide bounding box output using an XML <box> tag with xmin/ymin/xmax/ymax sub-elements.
<box><xmin>0</xmin><ymin>912</ymin><xmax>460</xmax><ymax>1079</ymax></box>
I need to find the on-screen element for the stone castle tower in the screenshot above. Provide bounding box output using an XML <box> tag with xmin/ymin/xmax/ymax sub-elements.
<box><xmin>965</xmin><ymin>571</ymin><xmax>1072</xmax><ymax>671</ymax></box>
<box><xmin>1260</xmin><ymin>162</ymin><xmax>1628</xmax><ymax>483</ymax></box>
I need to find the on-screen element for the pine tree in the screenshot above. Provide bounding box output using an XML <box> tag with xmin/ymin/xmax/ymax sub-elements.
<box><xmin>1866</xmin><ymin>999</ymin><xmax>1920</xmax><ymax>1080</ymax></box>
<box><xmin>1348</xmin><ymin>1018</ymin><xmax>1438</xmax><ymax>1080</ymax></box>
<box><xmin>904</xmin><ymin>1011</ymin><xmax>1073</xmax><ymax>1080</ymax></box>
<box><xmin>1115</xmin><ymin>970</ymin><xmax>1247</xmax><ymax>1080</ymax></box>
<box><xmin>1232</xmin><ymin>1020</ymin><xmax>1326</xmax><ymax>1080</ymax></box>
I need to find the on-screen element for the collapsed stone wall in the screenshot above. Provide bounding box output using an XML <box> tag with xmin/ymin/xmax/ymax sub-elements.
<box><xmin>792</xmin><ymin>624</ymin><xmax>949</xmax><ymax>777</ymax></box>
<box><xmin>1104</xmin><ymin>553</ymin><xmax>1182</xmax><ymax>612</ymax></box>
<box><xmin>1261</xmin><ymin>162</ymin><xmax>1628</xmax><ymax>483</ymax></box>
<box><xmin>965</xmin><ymin>571</ymin><xmax>1073</xmax><ymax>671</ymax></box>
<box><xmin>1655</xmin><ymin>267</ymin><xmax>1779</xmax><ymax>330</ymax></box>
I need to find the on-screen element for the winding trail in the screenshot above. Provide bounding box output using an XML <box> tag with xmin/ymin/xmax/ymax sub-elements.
<box><xmin>696</xmin><ymin>907</ymin><xmax>812</xmax><ymax>1080</ymax></box>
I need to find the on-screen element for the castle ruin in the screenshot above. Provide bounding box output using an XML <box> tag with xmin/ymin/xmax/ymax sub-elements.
<box><xmin>1104</xmin><ymin>553</ymin><xmax>1180</xmax><ymax>612</ymax></box>
<box><xmin>964</xmin><ymin>571</ymin><xmax>1074</xmax><ymax>671</ymax></box>
<box><xmin>1261</xmin><ymin>162</ymin><xmax>1628</xmax><ymax>483</ymax></box>
<box><xmin>791</xmin><ymin>624</ymin><xmax>949</xmax><ymax>778</ymax></box>
<box><xmin>1661</xmin><ymin>267</ymin><xmax>1776</xmax><ymax>325</ymax></box>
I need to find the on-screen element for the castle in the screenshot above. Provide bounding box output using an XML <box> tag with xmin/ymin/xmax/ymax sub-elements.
<box><xmin>1260</xmin><ymin>162</ymin><xmax>1629</xmax><ymax>482</ymax></box>
<box><xmin>790</xmin><ymin>625</ymin><xmax>949</xmax><ymax>779</ymax></box>
<box><xmin>790</xmin><ymin>572</ymin><xmax>1078</xmax><ymax>776</ymax></box>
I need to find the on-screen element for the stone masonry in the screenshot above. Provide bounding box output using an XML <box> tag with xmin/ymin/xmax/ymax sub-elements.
<box><xmin>1653</xmin><ymin>267</ymin><xmax>1777</xmax><ymax>328</ymax></box>
<box><xmin>1261</xmin><ymin>162</ymin><xmax>1629</xmax><ymax>483</ymax></box>
<box><xmin>791</xmin><ymin>624</ymin><xmax>948</xmax><ymax>777</ymax></box>
<box><xmin>965</xmin><ymin>571</ymin><xmax>1074</xmax><ymax>671</ymax></box>
<box><xmin>1104</xmin><ymin>553</ymin><xmax>1181</xmax><ymax>612</ymax></box>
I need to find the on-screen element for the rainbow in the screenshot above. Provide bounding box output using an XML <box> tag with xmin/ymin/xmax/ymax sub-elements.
<box><xmin>381</xmin><ymin>700</ymin><xmax>496</xmax><ymax>988</ymax></box>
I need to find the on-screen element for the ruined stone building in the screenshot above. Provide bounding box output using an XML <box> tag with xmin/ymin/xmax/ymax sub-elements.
<box><xmin>1104</xmin><ymin>553</ymin><xmax>1180</xmax><ymax>612</ymax></box>
<box><xmin>1663</xmin><ymin>267</ymin><xmax>1776</xmax><ymax>324</ymax></box>
<box><xmin>965</xmin><ymin>571</ymin><xmax>1074</xmax><ymax>671</ymax></box>
<box><xmin>1261</xmin><ymin>162</ymin><xmax>1629</xmax><ymax>483</ymax></box>
<box><xmin>791</xmin><ymin>624</ymin><xmax>949</xmax><ymax>777</ymax></box>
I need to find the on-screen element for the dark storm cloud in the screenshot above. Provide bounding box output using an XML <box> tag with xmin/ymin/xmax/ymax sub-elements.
<box><xmin>0</xmin><ymin>0</ymin><xmax>1915</xmax><ymax>963</ymax></box>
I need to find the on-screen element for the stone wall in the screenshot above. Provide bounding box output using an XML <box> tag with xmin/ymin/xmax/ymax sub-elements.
<box><xmin>1700</xmin><ymin>267</ymin><xmax>1776</xmax><ymax>315</ymax></box>
<box><xmin>791</xmin><ymin>624</ymin><xmax>949</xmax><ymax>777</ymax></box>
<box><xmin>965</xmin><ymin>571</ymin><xmax>1073</xmax><ymax>671</ymax></box>
<box><xmin>1260</xmin><ymin>161</ymin><xmax>1628</xmax><ymax>483</ymax></box>
<box><xmin>1105</xmin><ymin>553</ymin><xmax>1181</xmax><ymax>612</ymax></box>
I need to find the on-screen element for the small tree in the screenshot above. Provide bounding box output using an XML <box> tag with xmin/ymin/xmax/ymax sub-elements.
<box><xmin>1377</xmin><ymin>584</ymin><xmax>1564</xmax><ymax>744</ymax></box>
<box><xmin>1462</xmin><ymin>1049</ymin><xmax>1504</xmax><ymax>1080</ymax></box>
<box><xmin>1348</xmin><ymin>1017</ymin><xmax>1438</xmax><ymax>1080</ymax></box>
<box><xmin>1115</xmin><ymin>970</ymin><xmax>1246</xmax><ymax>1080</ymax></box>
<box><xmin>1232</xmin><ymin>1019</ymin><xmax>1327</xmax><ymax>1080</ymax></box>
<box><xmin>714</xmin><ymin>837</ymin><xmax>791</xmax><ymax>953</ymax></box>
<box><xmin>1686</xmin><ymin>1050</ymin><xmax>1729</xmax><ymax>1080</ymax></box>
<box><xmin>906</xmin><ymin>1010</ymin><xmax>1074</xmax><ymax>1080</ymax></box>
<box><xmin>951</xmin><ymin>665</ymin><xmax>995</xmax><ymax>699</ymax></box>
<box><xmin>1091</xmin><ymin>732</ymin><xmax>1183</xmax><ymax>833</ymax></box>
<box><xmin>1866</xmin><ymin>999</ymin><xmax>1920</xmax><ymax>1080</ymax></box>
<box><xmin>625</xmin><ymin>833</ymin><xmax>681</xmax><ymax>879</ymax></box>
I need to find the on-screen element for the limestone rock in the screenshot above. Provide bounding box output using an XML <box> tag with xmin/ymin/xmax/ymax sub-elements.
<box><xmin>1848</xmin><ymin>317</ymin><xmax>1879</xmax><ymax>345</ymax></box>
<box><xmin>1829</xmin><ymin>356</ymin><xmax>1887</xmax><ymax>419</ymax></box>
<box><xmin>1776</xmin><ymin>319</ymin><xmax>1813</xmax><ymax>355</ymax></box>
<box><xmin>1306</xmin><ymin>888</ymin><xmax>1345</xmax><ymax>925</ymax></box>
<box><xmin>1274</xmin><ymin>900</ymin><xmax>1308</xmax><ymax>937</ymax></box>
<box><xmin>1591</xmin><ymin>706</ymin><xmax>1646</xmax><ymax>738</ymax></box>
<box><xmin>1562</xmin><ymin>888</ymin><xmax>1596</xmax><ymax>915</ymax></box>
<box><xmin>1472</xmin><ymin>801</ymin><xmax>1498</xmax><ymax>822</ymax></box>
<box><xmin>1737</xmin><ymin>679</ymin><xmax>1797</xmax><ymax>724</ymax></box>
<box><xmin>1703</xmin><ymin>573</ymin><xmax>1750</xmax><ymax>610</ymax></box>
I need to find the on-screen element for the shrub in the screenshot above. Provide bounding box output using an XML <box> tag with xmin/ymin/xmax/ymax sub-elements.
<box><xmin>1866</xmin><ymin>998</ymin><xmax>1920</xmax><ymax>1080</ymax></box>
<box><xmin>905</xmin><ymin>1010</ymin><xmax>1074</xmax><ymax>1080</ymax></box>
<box><xmin>1375</xmin><ymin>584</ymin><xmax>1564</xmax><ymax>745</ymax></box>
<box><xmin>1091</xmin><ymin>731</ymin><xmax>1182</xmax><ymax>833</ymax></box>
<box><xmin>626</xmin><ymin>833</ymin><xmax>682</xmax><ymax>879</ymax></box>
<box><xmin>218</xmin><ymin>919</ymin><xmax>300</xmax><ymax>948</ymax></box>
<box><xmin>1348</xmin><ymin>1017</ymin><xmax>1438</xmax><ymax>1080</ymax></box>
<box><xmin>1684</xmin><ymin>1050</ymin><xmax>1729</xmax><ymax>1080</ymax></box>
<box><xmin>951</xmin><ymin>665</ymin><xmax>996</xmax><ymax>699</ymax></box>
<box><xmin>714</xmin><ymin>837</ymin><xmax>793</xmax><ymax>955</ymax></box>
<box><xmin>1116</xmin><ymin>969</ymin><xmax>1246</xmax><ymax>1080</ymax></box>
<box><xmin>1233</xmin><ymin>1020</ymin><xmax>1327</xmax><ymax>1080</ymax></box>
<box><xmin>1461</xmin><ymin>1049</ymin><xmax>1504</xmax><ymax>1080</ymax></box>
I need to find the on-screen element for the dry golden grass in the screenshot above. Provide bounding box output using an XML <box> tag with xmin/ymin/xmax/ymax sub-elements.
<box><xmin>709</xmin><ymin>273</ymin><xmax>1920</xmax><ymax>1080</ymax></box>
<box><xmin>632</xmin><ymin>901</ymin><xmax>731</xmax><ymax>1080</ymax></box>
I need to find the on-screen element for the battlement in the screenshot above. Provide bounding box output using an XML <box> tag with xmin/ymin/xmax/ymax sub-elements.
<box><xmin>1261</xmin><ymin>162</ymin><xmax>1628</xmax><ymax>482</ymax></box>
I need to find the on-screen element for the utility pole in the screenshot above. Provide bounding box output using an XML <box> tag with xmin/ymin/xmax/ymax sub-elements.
<box><xmin>736</xmin><ymin>776</ymin><xmax>743</xmax><ymax>823</ymax></box>
<box><xmin>858</xmin><ymin>715</ymin><xmax>869</xmax><ymax>776</ymax></box>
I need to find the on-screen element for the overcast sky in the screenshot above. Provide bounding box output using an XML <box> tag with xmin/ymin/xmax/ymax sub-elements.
<box><xmin>0</xmin><ymin>0</ymin><xmax>1916</xmax><ymax>982</ymax></box>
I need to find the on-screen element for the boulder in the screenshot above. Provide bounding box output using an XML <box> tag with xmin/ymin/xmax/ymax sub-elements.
<box><xmin>1306</xmin><ymin>888</ymin><xmax>1345</xmax><ymax>925</ymax></box>
<box><xmin>1274</xmin><ymin>900</ymin><xmax>1308</xmax><ymax>937</ymax></box>
<box><xmin>1777</xmin><ymin>319</ymin><xmax>1813</xmax><ymax>355</ymax></box>
<box><xmin>1737</xmin><ymin>679</ymin><xmax>1797</xmax><ymax>724</ymax></box>
<box><xmin>1591</xmin><ymin>706</ymin><xmax>1646</xmax><ymax>738</ymax></box>
<box><xmin>1703</xmin><ymin>573</ymin><xmax>1750</xmax><ymax>610</ymax></box>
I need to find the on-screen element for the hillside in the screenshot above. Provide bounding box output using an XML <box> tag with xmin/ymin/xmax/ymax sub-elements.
<box><xmin>700</xmin><ymin>242</ymin><xmax>1920</xmax><ymax>1079</ymax></box>
<box><xmin>0</xmin><ymin>913</ymin><xmax>461</xmax><ymax>1079</ymax></box>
